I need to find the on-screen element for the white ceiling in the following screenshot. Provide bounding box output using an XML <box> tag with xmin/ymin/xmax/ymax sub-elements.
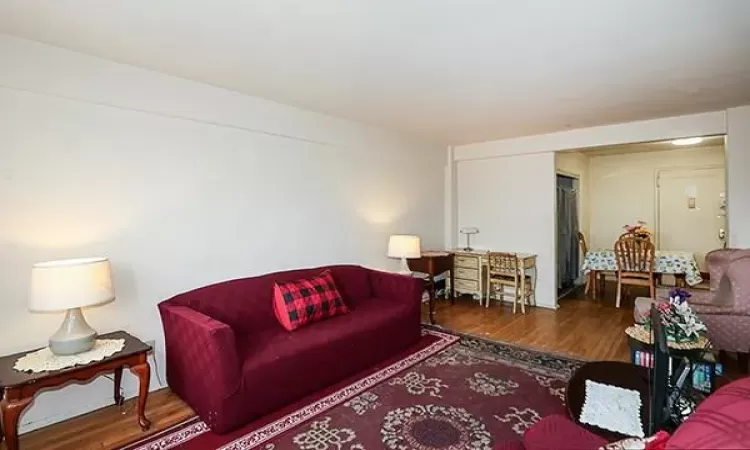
<box><xmin>1</xmin><ymin>1</ymin><xmax>749</xmax><ymax>145</ymax></box>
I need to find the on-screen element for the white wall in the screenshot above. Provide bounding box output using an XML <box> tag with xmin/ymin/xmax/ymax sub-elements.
<box><xmin>555</xmin><ymin>152</ymin><xmax>590</xmax><ymax>239</ymax></box>
<box><xmin>588</xmin><ymin>146</ymin><xmax>725</xmax><ymax>250</ymax></box>
<box><xmin>727</xmin><ymin>106</ymin><xmax>750</xmax><ymax>247</ymax></box>
<box><xmin>456</xmin><ymin>153</ymin><xmax>557</xmax><ymax>308</ymax></box>
<box><xmin>0</xmin><ymin>35</ymin><xmax>445</xmax><ymax>431</ymax></box>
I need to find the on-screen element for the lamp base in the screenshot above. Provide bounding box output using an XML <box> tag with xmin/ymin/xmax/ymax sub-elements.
<box><xmin>398</xmin><ymin>257</ymin><xmax>412</xmax><ymax>275</ymax></box>
<box><xmin>49</xmin><ymin>307</ymin><xmax>97</xmax><ymax>355</ymax></box>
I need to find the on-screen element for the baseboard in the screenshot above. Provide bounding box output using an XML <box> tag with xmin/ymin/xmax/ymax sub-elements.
<box><xmin>20</xmin><ymin>385</ymin><xmax>135</xmax><ymax>433</ymax></box>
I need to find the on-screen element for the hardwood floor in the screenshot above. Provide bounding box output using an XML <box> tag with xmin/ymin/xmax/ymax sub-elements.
<box><xmin>3</xmin><ymin>389</ymin><xmax>194</xmax><ymax>450</ymax></box>
<box><xmin>1</xmin><ymin>285</ymin><xmax>639</xmax><ymax>449</ymax></box>
<box><xmin>433</xmin><ymin>291</ymin><xmax>634</xmax><ymax>362</ymax></box>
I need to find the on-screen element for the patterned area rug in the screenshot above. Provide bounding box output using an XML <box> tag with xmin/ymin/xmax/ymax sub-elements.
<box><xmin>125</xmin><ymin>327</ymin><xmax>583</xmax><ymax>450</ymax></box>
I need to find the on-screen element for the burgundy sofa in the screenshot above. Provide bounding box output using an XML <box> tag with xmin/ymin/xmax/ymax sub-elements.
<box><xmin>496</xmin><ymin>375</ymin><xmax>750</xmax><ymax>449</ymax></box>
<box><xmin>158</xmin><ymin>265</ymin><xmax>422</xmax><ymax>434</ymax></box>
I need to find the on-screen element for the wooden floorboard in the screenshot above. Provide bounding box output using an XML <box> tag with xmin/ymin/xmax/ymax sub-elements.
<box><xmin>0</xmin><ymin>285</ymin><xmax>658</xmax><ymax>449</ymax></box>
<box><xmin>6</xmin><ymin>389</ymin><xmax>194</xmax><ymax>450</ymax></box>
<box><xmin>433</xmin><ymin>286</ymin><xmax>633</xmax><ymax>362</ymax></box>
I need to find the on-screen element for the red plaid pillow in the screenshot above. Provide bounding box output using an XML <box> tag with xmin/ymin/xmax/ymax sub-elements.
<box><xmin>273</xmin><ymin>270</ymin><xmax>349</xmax><ymax>331</ymax></box>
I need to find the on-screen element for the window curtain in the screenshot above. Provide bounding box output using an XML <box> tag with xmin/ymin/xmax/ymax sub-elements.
<box><xmin>557</xmin><ymin>175</ymin><xmax>580</xmax><ymax>291</ymax></box>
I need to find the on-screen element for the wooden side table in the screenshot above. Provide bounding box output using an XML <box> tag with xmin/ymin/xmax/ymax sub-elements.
<box><xmin>0</xmin><ymin>331</ymin><xmax>152</xmax><ymax>450</ymax></box>
<box><xmin>409</xmin><ymin>251</ymin><xmax>455</xmax><ymax>325</ymax></box>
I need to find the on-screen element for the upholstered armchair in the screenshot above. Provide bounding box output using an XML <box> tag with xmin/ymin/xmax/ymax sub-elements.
<box><xmin>664</xmin><ymin>248</ymin><xmax>750</xmax><ymax>370</ymax></box>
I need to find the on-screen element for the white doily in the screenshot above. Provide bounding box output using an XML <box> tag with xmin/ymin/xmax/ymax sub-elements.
<box><xmin>579</xmin><ymin>379</ymin><xmax>644</xmax><ymax>438</ymax></box>
<box><xmin>14</xmin><ymin>339</ymin><xmax>126</xmax><ymax>373</ymax></box>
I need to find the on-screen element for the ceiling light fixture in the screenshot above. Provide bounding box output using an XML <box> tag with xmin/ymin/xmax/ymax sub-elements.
<box><xmin>672</xmin><ymin>137</ymin><xmax>703</xmax><ymax>146</ymax></box>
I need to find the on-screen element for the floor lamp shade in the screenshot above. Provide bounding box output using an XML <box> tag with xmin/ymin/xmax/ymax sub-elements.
<box><xmin>387</xmin><ymin>235</ymin><xmax>421</xmax><ymax>274</ymax></box>
<box><xmin>29</xmin><ymin>257</ymin><xmax>115</xmax><ymax>355</ymax></box>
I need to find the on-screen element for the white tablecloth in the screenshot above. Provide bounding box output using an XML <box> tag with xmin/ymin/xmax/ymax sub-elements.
<box><xmin>581</xmin><ymin>250</ymin><xmax>702</xmax><ymax>286</ymax></box>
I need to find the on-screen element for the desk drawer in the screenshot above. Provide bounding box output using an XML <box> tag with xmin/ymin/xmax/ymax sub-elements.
<box><xmin>455</xmin><ymin>267</ymin><xmax>479</xmax><ymax>280</ymax></box>
<box><xmin>455</xmin><ymin>278</ymin><xmax>479</xmax><ymax>292</ymax></box>
<box><xmin>455</xmin><ymin>255</ymin><xmax>479</xmax><ymax>269</ymax></box>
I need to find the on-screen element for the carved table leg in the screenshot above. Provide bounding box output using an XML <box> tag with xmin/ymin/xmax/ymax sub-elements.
<box><xmin>591</xmin><ymin>270</ymin><xmax>599</xmax><ymax>299</ymax></box>
<box><xmin>114</xmin><ymin>366</ymin><xmax>124</xmax><ymax>406</ymax></box>
<box><xmin>129</xmin><ymin>362</ymin><xmax>152</xmax><ymax>431</ymax></box>
<box><xmin>449</xmin><ymin>269</ymin><xmax>455</xmax><ymax>305</ymax></box>
<box><xmin>1</xmin><ymin>396</ymin><xmax>33</xmax><ymax>450</ymax></box>
<box><xmin>427</xmin><ymin>279</ymin><xmax>436</xmax><ymax>325</ymax></box>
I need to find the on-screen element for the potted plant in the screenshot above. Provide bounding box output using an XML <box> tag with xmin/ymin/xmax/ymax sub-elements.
<box><xmin>654</xmin><ymin>288</ymin><xmax>708</xmax><ymax>343</ymax></box>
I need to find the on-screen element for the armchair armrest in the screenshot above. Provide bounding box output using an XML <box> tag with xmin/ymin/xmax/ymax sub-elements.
<box><xmin>685</xmin><ymin>290</ymin><xmax>716</xmax><ymax>306</ymax></box>
<box><xmin>159</xmin><ymin>305</ymin><xmax>241</xmax><ymax>403</ymax></box>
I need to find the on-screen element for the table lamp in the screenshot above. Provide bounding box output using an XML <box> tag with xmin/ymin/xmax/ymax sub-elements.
<box><xmin>460</xmin><ymin>227</ymin><xmax>479</xmax><ymax>251</ymax></box>
<box><xmin>387</xmin><ymin>235</ymin><xmax>421</xmax><ymax>275</ymax></box>
<box><xmin>29</xmin><ymin>257</ymin><xmax>115</xmax><ymax>355</ymax></box>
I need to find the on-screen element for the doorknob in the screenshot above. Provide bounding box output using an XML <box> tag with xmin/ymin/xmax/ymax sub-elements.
<box><xmin>719</xmin><ymin>228</ymin><xmax>726</xmax><ymax>241</ymax></box>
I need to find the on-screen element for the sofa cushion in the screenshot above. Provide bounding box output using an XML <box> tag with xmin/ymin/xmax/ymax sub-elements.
<box><xmin>666</xmin><ymin>377</ymin><xmax>750</xmax><ymax>449</ymax></box>
<box><xmin>273</xmin><ymin>270</ymin><xmax>349</xmax><ymax>331</ymax></box>
<box><xmin>328</xmin><ymin>265</ymin><xmax>372</xmax><ymax>304</ymax></box>
<box><xmin>237</xmin><ymin>296</ymin><xmax>419</xmax><ymax>419</ymax></box>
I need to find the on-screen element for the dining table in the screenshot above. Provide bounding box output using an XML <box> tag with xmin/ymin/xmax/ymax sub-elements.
<box><xmin>581</xmin><ymin>250</ymin><xmax>702</xmax><ymax>299</ymax></box>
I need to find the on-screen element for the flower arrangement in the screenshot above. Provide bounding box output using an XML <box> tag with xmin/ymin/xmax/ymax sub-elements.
<box><xmin>653</xmin><ymin>287</ymin><xmax>707</xmax><ymax>343</ymax></box>
<box><xmin>623</xmin><ymin>220</ymin><xmax>652</xmax><ymax>239</ymax></box>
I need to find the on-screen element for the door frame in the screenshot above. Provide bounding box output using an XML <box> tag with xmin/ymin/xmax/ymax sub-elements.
<box><xmin>654</xmin><ymin>164</ymin><xmax>725</xmax><ymax>250</ymax></box>
<box><xmin>555</xmin><ymin>172</ymin><xmax>582</xmax><ymax>296</ymax></box>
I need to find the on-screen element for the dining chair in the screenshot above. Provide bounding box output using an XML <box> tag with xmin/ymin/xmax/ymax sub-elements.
<box><xmin>577</xmin><ymin>231</ymin><xmax>607</xmax><ymax>298</ymax></box>
<box><xmin>619</xmin><ymin>230</ymin><xmax>671</xmax><ymax>287</ymax></box>
<box><xmin>613</xmin><ymin>234</ymin><xmax>655</xmax><ymax>308</ymax></box>
<box><xmin>486</xmin><ymin>252</ymin><xmax>533</xmax><ymax>314</ymax></box>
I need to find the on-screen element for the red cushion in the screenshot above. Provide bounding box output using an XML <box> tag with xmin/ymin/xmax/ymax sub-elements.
<box><xmin>273</xmin><ymin>270</ymin><xmax>349</xmax><ymax>331</ymax></box>
<box><xmin>524</xmin><ymin>415</ymin><xmax>607</xmax><ymax>450</ymax></box>
<box><xmin>666</xmin><ymin>377</ymin><xmax>750</xmax><ymax>449</ymax></box>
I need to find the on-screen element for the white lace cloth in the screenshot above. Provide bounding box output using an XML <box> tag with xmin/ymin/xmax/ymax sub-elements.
<box><xmin>579</xmin><ymin>379</ymin><xmax>645</xmax><ymax>438</ymax></box>
<box><xmin>13</xmin><ymin>339</ymin><xmax>126</xmax><ymax>373</ymax></box>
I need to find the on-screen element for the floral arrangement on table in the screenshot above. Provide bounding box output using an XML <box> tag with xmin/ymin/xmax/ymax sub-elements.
<box><xmin>653</xmin><ymin>287</ymin><xmax>708</xmax><ymax>343</ymax></box>
<box><xmin>622</xmin><ymin>220</ymin><xmax>652</xmax><ymax>239</ymax></box>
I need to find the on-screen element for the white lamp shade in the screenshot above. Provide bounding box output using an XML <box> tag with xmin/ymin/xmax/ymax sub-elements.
<box><xmin>29</xmin><ymin>257</ymin><xmax>115</xmax><ymax>312</ymax></box>
<box><xmin>387</xmin><ymin>235</ymin><xmax>421</xmax><ymax>259</ymax></box>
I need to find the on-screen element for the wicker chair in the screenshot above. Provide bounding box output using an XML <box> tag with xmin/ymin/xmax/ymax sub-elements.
<box><xmin>486</xmin><ymin>252</ymin><xmax>533</xmax><ymax>314</ymax></box>
<box><xmin>614</xmin><ymin>233</ymin><xmax>655</xmax><ymax>308</ymax></box>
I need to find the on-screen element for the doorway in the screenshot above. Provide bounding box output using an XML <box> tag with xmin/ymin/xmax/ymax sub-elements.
<box><xmin>556</xmin><ymin>174</ymin><xmax>580</xmax><ymax>296</ymax></box>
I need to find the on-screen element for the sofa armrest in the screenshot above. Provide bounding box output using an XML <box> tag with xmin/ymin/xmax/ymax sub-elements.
<box><xmin>159</xmin><ymin>304</ymin><xmax>241</xmax><ymax>402</ymax></box>
<box><xmin>369</xmin><ymin>270</ymin><xmax>423</xmax><ymax>305</ymax></box>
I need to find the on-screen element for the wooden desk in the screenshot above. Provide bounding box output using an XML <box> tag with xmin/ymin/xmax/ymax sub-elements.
<box><xmin>409</xmin><ymin>251</ymin><xmax>454</xmax><ymax>324</ymax></box>
<box><xmin>451</xmin><ymin>250</ymin><xmax>537</xmax><ymax>307</ymax></box>
<box><xmin>0</xmin><ymin>331</ymin><xmax>152</xmax><ymax>450</ymax></box>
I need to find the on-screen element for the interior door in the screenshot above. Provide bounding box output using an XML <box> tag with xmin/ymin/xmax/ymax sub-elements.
<box><xmin>657</xmin><ymin>167</ymin><xmax>727</xmax><ymax>270</ymax></box>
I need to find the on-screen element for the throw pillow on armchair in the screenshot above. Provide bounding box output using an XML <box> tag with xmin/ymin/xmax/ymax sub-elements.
<box><xmin>273</xmin><ymin>269</ymin><xmax>349</xmax><ymax>331</ymax></box>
